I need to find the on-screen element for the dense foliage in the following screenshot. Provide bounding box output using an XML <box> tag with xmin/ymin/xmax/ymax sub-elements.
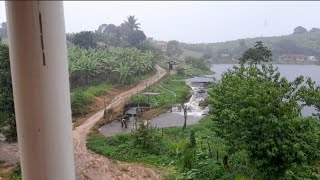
<box><xmin>132</xmin><ymin>121</ymin><xmax>162</xmax><ymax>151</ymax></box>
<box><xmin>166</xmin><ymin>40</ymin><xmax>183</xmax><ymax>58</ymax></box>
<box><xmin>0</xmin><ymin>41</ymin><xmax>16</xmax><ymax>142</ymax></box>
<box><xmin>70</xmin><ymin>31</ymin><xmax>97</xmax><ymax>49</ymax></box>
<box><xmin>209</xmin><ymin>62</ymin><xmax>320</xmax><ymax>179</ymax></box>
<box><xmin>176</xmin><ymin>56</ymin><xmax>213</xmax><ymax>78</ymax></box>
<box><xmin>0</xmin><ymin>15</ymin><xmax>162</xmax><ymax>141</ymax></box>
<box><xmin>293</xmin><ymin>26</ymin><xmax>308</xmax><ymax>34</ymax></box>
<box><xmin>239</xmin><ymin>41</ymin><xmax>272</xmax><ymax>63</ymax></box>
<box><xmin>208</xmin><ymin>43</ymin><xmax>320</xmax><ymax>179</ymax></box>
<box><xmin>298</xmin><ymin>78</ymin><xmax>320</xmax><ymax>118</ymax></box>
<box><xmin>68</xmin><ymin>45</ymin><xmax>158</xmax><ymax>88</ymax></box>
<box><xmin>67</xmin><ymin>16</ymin><xmax>147</xmax><ymax>50</ymax></box>
<box><xmin>185</xmin><ymin>56</ymin><xmax>210</xmax><ymax>71</ymax></box>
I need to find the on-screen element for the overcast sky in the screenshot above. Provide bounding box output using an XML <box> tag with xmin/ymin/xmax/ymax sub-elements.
<box><xmin>1</xmin><ymin>1</ymin><xmax>320</xmax><ymax>43</ymax></box>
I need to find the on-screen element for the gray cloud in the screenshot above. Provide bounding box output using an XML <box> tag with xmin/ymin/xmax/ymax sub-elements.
<box><xmin>1</xmin><ymin>1</ymin><xmax>320</xmax><ymax>43</ymax></box>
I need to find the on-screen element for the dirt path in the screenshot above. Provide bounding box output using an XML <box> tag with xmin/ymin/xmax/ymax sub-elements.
<box><xmin>73</xmin><ymin>65</ymin><xmax>166</xmax><ymax>180</ymax></box>
<box><xmin>0</xmin><ymin>65</ymin><xmax>166</xmax><ymax>180</ymax></box>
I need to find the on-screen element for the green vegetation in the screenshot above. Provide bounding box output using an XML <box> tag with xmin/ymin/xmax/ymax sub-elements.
<box><xmin>177</xmin><ymin>56</ymin><xmax>213</xmax><ymax>78</ymax></box>
<box><xmin>130</xmin><ymin>76</ymin><xmax>190</xmax><ymax>108</ymax></box>
<box><xmin>239</xmin><ymin>41</ymin><xmax>272</xmax><ymax>63</ymax></box>
<box><xmin>132</xmin><ymin>121</ymin><xmax>162</xmax><ymax>151</ymax></box>
<box><xmin>88</xmin><ymin>42</ymin><xmax>320</xmax><ymax>179</ymax></box>
<box><xmin>0</xmin><ymin>165</ymin><xmax>22</xmax><ymax>180</ymax></box>
<box><xmin>210</xmin><ymin>63</ymin><xmax>320</xmax><ymax>179</ymax></box>
<box><xmin>166</xmin><ymin>40</ymin><xmax>183</xmax><ymax>58</ymax></box>
<box><xmin>185</xmin><ymin>56</ymin><xmax>210</xmax><ymax>71</ymax></box>
<box><xmin>70</xmin><ymin>82</ymin><xmax>112</xmax><ymax>115</ymax></box>
<box><xmin>182</xmin><ymin>26</ymin><xmax>320</xmax><ymax>61</ymax></box>
<box><xmin>0</xmin><ymin>41</ymin><xmax>16</xmax><ymax>142</ymax></box>
<box><xmin>209</xmin><ymin>43</ymin><xmax>320</xmax><ymax>179</ymax></box>
<box><xmin>68</xmin><ymin>45</ymin><xmax>159</xmax><ymax>88</ymax></box>
<box><xmin>68</xmin><ymin>16</ymin><xmax>148</xmax><ymax>50</ymax></box>
<box><xmin>0</xmin><ymin>16</ymin><xmax>163</xmax><ymax>141</ymax></box>
<box><xmin>87</xmin><ymin>116</ymin><xmax>231</xmax><ymax>179</ymax></box>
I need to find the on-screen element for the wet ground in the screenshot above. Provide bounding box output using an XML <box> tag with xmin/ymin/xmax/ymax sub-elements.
<box><xmin>100</xmin><ymin>76</ymin><xmax>211</xmax><ymax>137</ymax></box>
<box><xmin>99</xmin><ymin>113</ymin><xmax>205</xmax><ymax>136</ymax></box>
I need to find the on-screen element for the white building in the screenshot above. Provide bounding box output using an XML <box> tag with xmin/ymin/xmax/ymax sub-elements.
<box><xmin>308</xmin><ymin>56</ymin><xmax>317</xmax><ymax>62</ymax></box>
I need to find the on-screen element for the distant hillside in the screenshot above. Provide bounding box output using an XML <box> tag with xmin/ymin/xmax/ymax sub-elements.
<box><xmin>181</xmin><ymin>27</ymin><xmax>320</xmax><ymax>62</ymax></box>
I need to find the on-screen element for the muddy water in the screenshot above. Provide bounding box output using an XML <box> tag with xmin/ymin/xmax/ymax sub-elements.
<box><xmin>100</xmin><ymin>77</ymin><xmax>211</xmax><ymax>136</ymax></box>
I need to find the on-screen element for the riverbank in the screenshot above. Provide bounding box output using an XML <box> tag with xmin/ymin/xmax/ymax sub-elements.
<box><xmin>93</xmin><ymin>74</ymin><xmax>191</xmax><ymax>137</ymax></box>
<box><xmin>212</xmin><ymin>60</ymin><xmax>319</xmax><ymax>65</ymax></box>
<box><xmin>87</xmin><ymin>115</ymin><xmax>229</xmax><ymax>179</ymax></box>
<box><xmin>94</xmin><ymin>65</ymin><xmax>214</xmax><ymax>136</ymax></box>
<box><xmin>87</xmin><ymin>71</ymin><xmax>216</xmax><ymax>178</ymax></box>
<box><xmin>71</xmin><ymin>70</ymin><xmax>156</xmax><ymax>127</ymax></box>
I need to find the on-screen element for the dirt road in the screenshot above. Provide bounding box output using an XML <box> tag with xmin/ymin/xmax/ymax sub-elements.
<box><xmin>0</xmin><ymin>65</ymin><xmax>166</xmax><ymax>179</ymax></box>
<box><xmin>73</xmin><ymin>65</ymin><xmax>166</xmax><ymax>180</ymax></box>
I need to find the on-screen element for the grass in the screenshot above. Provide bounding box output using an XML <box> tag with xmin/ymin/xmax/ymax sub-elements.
<box><xmin>87</xmin><ymin>116</ymin><xmax>226</xmax><ymax>168</ymax></box>
<box><xmin>70</xmin><ymin>82</ymin><xmax>113</xmax><ymax>115</ymax></box>
<box><xmin>130</xmin><ymin>76</ymin><xmax>190</xmax><ymax>108</ymax></box>
<box><xmin>72</xmin><ymin>82</ymin><xmax>113</xmax><ymax>98</ymax></box>
<box><xmin>177</xmin><ymin>67</ymin><xmax>214</xmax><ymax>79</ymax></box>
<box><xmin>87</xmin><ymin>116</ymin><xmax>256</xmax><ymax>179</ymax></box>
<box><xmin>70</xmin><ymin>70</ymin><xmax>157</xmax><ymax>115</ymax></box>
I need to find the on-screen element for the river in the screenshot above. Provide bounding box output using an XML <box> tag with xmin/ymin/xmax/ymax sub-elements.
<box><xmin>100</xmin><ymin>64</ymin><xmax>319</xmax><ymax>136</ymax></box>
<box><xmin>211</xmin><ymin>64</ymin><xmax>320</xmax><ymax>84</ymax></box>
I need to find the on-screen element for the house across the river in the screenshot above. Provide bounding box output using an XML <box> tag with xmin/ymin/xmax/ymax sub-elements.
<box><xmin>279</xmin><ymin>54</ymin><xmax>307</xmax><ymax>63</ymax></box>
<box><xmin>278</xmin><ymin>54</ymin><xmax>317</xmax><ymax>63</ymax></box>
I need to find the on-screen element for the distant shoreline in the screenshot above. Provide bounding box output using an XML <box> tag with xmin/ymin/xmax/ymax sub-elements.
<box><xmin>211</xmin><ymin>61</ymin><xmax>319</xmax><ymax>66</ymax></box>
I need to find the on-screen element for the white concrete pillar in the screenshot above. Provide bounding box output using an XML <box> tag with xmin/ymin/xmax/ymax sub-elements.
<box><xmin>5</xmin><ymin>1</ymin><xmax>75</xmax><ymax>180</ymax></box>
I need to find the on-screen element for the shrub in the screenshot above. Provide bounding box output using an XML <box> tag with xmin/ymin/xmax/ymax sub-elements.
<box><xmin>185</xmin><ymin>160</ymin><xmax>232</xmax><ymax>180</ymax></box>
<box><xmin>132</xmin><ymin>121</ymin><xmax>162</xmax><ymax>153</ymax></box>
<box><xmin>70</xmin><ymin>90</ymin><xmax>90</xmax><ymax>115</ymax></box>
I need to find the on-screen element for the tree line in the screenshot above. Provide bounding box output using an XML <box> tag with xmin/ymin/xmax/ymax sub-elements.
<box><xmin>66</xmin><ymin>15</ymin><xmax>149</xmax><ymax>51</ymax></box>
<box><xmin>182</xmin><ymin>26</ymin><xmax>320</xmax><ymax>61</ymax></box>
<box><xmin>0</xmin><ymin>15</ymin><xmax>164</xmax><ymax>141</ymax></box>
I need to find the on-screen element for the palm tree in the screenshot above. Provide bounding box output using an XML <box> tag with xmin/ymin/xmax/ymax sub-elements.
<box><xmin>124</xmin><ymin>15</ymin><xmax>141</xmax><ymax>31</ymax></box>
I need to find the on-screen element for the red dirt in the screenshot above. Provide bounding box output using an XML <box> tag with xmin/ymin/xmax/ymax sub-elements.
<box><xmin>0</xmin><ymin>65</ymin><xmax>167</xmax><ymax>180</ymax></box>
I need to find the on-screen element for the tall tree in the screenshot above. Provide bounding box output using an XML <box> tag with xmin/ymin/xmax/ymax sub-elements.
<box><xmin>209</xmin><ymin>62</ymin><xmax>320</xmax><ymax>179</ymax></box>
<box><xmin>127</xmin><ymin>30</ymin><xmax>146</xmax><ymax>48</ymax></box>
<box><xmin>96</xmin><ymin>24</ymin><xmax>120</xmax><ymax>47</ymax></box>
<box><xmin>71</xmin><ymin>31</ymin><xmax>97</xmax><ymax>49</ymax></box>
<box><xmin>124</xmin><ymin>15</ymin><xmax>141</xmax><ymax>31</ymax></box>
<box><xmin>293</xmin><ymin>26</ymin><xmax>308</xmax><ymax>34</ymax></box>
<box><xmin>310</xmin><ymin>27</ymin><xmax>320</xmax><ymax>33</ymax></box>
<box><xmin>239</xmin><ymin>41</ymin><xmax>272</xmax><ymax>63</ymax></box>
<box><xmin>166</xmin><ymin>40</ymin><xmax>183</xmax><ymax>58</ymax></box>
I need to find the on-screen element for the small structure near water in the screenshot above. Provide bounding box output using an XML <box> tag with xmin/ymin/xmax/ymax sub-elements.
<box><xmin>167</xmin><ymin>60</ymin><xmax>179</xmax><ymax>75</ymax></box>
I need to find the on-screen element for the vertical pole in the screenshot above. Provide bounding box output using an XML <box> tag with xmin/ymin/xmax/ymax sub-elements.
<box><xmin>5</xmin><ymin>2</ymin><xmax>75</xmax><ymax>180</ymax></box>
